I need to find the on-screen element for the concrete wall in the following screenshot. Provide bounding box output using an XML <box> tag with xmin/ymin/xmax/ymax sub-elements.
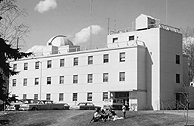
<box><xmin>9</xmin><ymin>46</ymin><xmax>147</xmax><ymax>108</ymax></box>
<box><xmin>159</xmin><ymin>29</ymin><xmax>183</xmax><ymax>109</ymax></box>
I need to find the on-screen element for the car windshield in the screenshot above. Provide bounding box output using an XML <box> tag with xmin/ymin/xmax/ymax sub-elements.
<box><xmin>78</xmin><ymin>103</ymin><xmax>86</xmax><ymax>106</ymax></box>
<box><xmin>87</xmin><ymin>103</ymin><xmax>94</xmax><ymax>106</ymax></box>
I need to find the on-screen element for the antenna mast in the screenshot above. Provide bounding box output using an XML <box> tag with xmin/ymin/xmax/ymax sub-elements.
<box><xmin>107</xmin><ymin>18</ymin><xmax>110</xmax><ymax>35</ymax></box>
<box><xmin>90</xmin><ymin>0</ymin><xmax>93</xmax><ymax>49</ymax></box>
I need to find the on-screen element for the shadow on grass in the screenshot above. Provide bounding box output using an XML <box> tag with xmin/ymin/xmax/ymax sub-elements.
<box><xmin>0</xmin><ymin>119</ymin><xmax>10</xmax><ymax>125</ymax></box>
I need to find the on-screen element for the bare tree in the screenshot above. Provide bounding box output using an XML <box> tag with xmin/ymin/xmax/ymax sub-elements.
<box><xmin>0</xmin><ymin>0</ymin><xmax>29</xmax><ymax>48</ymax></box>
<box><xmin>182</xmin><ymin>27</ymin><xmax>194</xmax><ymax>83</ymax></box>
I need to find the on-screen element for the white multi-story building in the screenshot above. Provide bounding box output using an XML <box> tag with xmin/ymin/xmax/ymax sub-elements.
<box><xmin>9</xmin><ymin>14</ymin><xmax>194</xmax><ymax>110</ymax></box>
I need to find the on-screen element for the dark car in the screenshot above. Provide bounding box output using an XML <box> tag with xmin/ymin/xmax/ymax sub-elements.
<box><xmin>19</xmin><ymin>99</ymin><xmax>70</xmax><ymax>110</ymax></box>
<box><xmin>73</xmin><ymin>102</ymin><xmax>101</xmax><ymax>110</ymax></box>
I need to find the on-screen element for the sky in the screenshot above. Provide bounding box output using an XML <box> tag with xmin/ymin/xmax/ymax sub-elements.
<box><xmin>17</xmin><ymin>0</ymin><xmax>194</xmax><ymax>52</ymax></box>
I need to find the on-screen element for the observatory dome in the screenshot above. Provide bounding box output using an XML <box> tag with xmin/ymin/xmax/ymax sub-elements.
<box><xmin>47</xmin><ymin>35</ymin><xmax>74</xmax><ymax>47</ymax></box>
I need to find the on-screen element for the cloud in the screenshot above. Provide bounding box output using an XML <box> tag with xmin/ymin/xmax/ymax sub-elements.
<box><xmin>26</xmin><ymin>45</ymin><xmax>45</xmax><ymax>54</ymax></box>
<box><xmin>73</xmin><ymin>25</ymin><xmax>103</xmax><ymax>45</ymax></box>
<box><xmin>35</xmin><ymin>0</ymin><xmax>57</xmax><ymax>13</ymax></box>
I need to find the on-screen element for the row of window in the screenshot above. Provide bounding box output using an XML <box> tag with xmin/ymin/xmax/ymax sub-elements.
<box><xmin>13</xmin><ymin>54</ymin><xmax>180</xmax><ymax>71</ymax></box>
<box><xmin>12</xmin><ymin>72</ymin><xmax>125</xmax><ymax>86</ymax></box>
<box><xmin>12</xmin><ymin>73</ymin><xmax>181</xmax><ymax>87</ymax></box>
<box><xmin>22</xmin><ymin>92</ymin><xmax>108</xmax><ymax>102</ymax></box>
<box><xmin>112</xmin><ymin>35</ymin><xmax>135</xmax><ymax>43</ymax></box>
<box><xmin>12</xmin><ymin>53</ymin><xmax>126</xmax><ymax>71</ymax></box>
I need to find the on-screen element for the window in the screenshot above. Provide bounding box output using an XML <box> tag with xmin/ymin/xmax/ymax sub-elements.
<box><xmin>47</xmin><ymin>77</ymin><xmax>51</xmax><ymax>85</ymax></box>
<box><xmin>46</xmin><ymin>94</ymin><xmax>51</xmax><ymax>100</ymax></box>
<box><xmin>74</xmin><ymin>57</ymin><xmax>78</xmax><ymax>66</ymax></box>
<box><xmin>59</xmin><ymin>93</ymin><xmax>64</xmax><ymax>101</ymax></box>
<box><xmin>47</xmin><ymin>60</ymin><xmax>52</xmax><ymax>68</ymax></box>
<box><xmin>129</xmin><ymin>35</ymin><xmax>134</xmax><ymax>41</ymax></box>
<box><xmin>23</xmin><ymin>94</ymin><xmax>27</xmax><ymax>99</ymax></box>
<box><xmin>87</xmin><ymin>92</ymin><xmax>92</xmax><ymax>101</ymax></box>
<box><xmin>88</xmin><ymin>56</ymin><xmax>93</xmax><ymax>65</ymax></box>
<box><xmin>13</xmin><ymin>64</ymin><xmax>17</xmax><ymax>71</ymax></box>
<box><xmin>103</xmin><ymin>54</ymin><xmax>109</xmax><ymax>63</ymax></box>
<box><xmin>88</xmin><ymin>74</ymin><xmax>93</xmax><ymax>83</ymax></box>
<box><xmin>24</xmin><ymin>63</ymin><xmax>28</xmax><ymax>70</ymax></box>
<box><xmin>176</xmin><ymin>55</ymin><xmax>180</xmax><ymax>64</ymax></box>
<box><xmin>176</xmin><ymin>74</ymin><xmax>180</xmax><ymax>83</ymax></box>
<box><xmin>23</xmin><ymin>78</ymin><xmax>27</xmax><ymax>86</ymax></box>
<box><xmin>59</xmin><ymin>76</ymin><xmax>64</xmax><ymax>84</ymax></box>
<box><xmin>120</xmin><ymin>52</ymin><xmax>125</xmax><ymax>62</ymax></box>
<box><xmin>34</xmin><ymin>94</ymin><xmax>38</xmax><ymax>100</ymax></box>
<box><xmin>35</xmin><ymin>62</ymin><xmax>39</xmax><ymax>69</ymax></box>
<box><xmin>73</xmin><ymin>93</ymin><xmax>77</xmax><ymax>101</ymax></box>
<box><xmin>12</xmin><ymin>79</ymin><xmax>16</xmax><ymax>86</ymax></box>
<box><xmin>103</xmin><ymin>73</ymin><xmax>108</xmax><ymax>82</ymax></box>
<box><xmin>103</xmin><ymin>92</ymin><xmax>108</xmax><ymax>101</ymax></box>
<box><xmin>119</xmin><ymin>72</ymin><xmax>125</xmax><ymax>81</ymax></box>
<box><xmin>73</xmin><ymin>75</ymin><xmax>78</xmax><ymax>83</ymax></box>
<box><xmin>60</xmin><ymin>59</ymin><xmax>65</xmax><ymax>67</ymax></box>
<box><xmin>113</xmin><ymin>37</ymin><xmax>118</xmax><ymax>43</ymax></box>
<box><xmin>35</xmin><ymin>78</ymin><xmax>39</xmax><ymax>85</ymax></box>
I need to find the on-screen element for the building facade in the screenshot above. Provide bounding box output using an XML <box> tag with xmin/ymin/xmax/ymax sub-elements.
<box><xmin>9</xmin><ymin>14</ymin><xmax>194</xmax><ymax>110</ymax></box>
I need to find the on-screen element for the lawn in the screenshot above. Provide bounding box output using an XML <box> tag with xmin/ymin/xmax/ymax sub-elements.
<box><xmin>0</xmin><ymin>110</ymin><xmax>194</xmax><ymax>126</ymax></box>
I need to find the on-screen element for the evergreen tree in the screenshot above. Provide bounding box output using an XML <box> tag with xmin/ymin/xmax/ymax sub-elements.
<box><xmin>0</xmin><ymin>37</ymin><xmax>32</xmax><ymax>101</ymax></box>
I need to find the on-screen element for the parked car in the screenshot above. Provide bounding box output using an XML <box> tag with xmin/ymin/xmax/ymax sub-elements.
<box><xmin>6</xmin><ymin>99</ymin><xmax>23</xmax><ymax>111</ymax></box>
<box><xmin>19</xmin><ymin>99</ymin><xmax>70</xmax><ymax>110</ymax></box>
<box><xmin>72</xmin><ymin>102</ymin><xmax>101</xmax><ymax>110</ymax></box>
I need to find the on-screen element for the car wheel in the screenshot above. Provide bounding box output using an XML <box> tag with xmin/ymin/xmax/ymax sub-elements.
<box><xmin>32</xmin><ymin>107</ymin><xmax>38</xmax><ymax>111</ymax></box>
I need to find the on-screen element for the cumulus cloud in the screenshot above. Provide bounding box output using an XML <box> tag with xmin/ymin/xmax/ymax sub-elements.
<box><xmin>26</xmin><ymin>45</ymin><xmax>45</xmax><ymax>54</ymax></box>
<box><xmin>35</xmin><ymin>0</ymin><xmax>57</xmax><ymax>13</ymax></box>
<box><xmin>73</xmin><ymin>25</ymin><xmax>103</xmax><ymax>45</ymax></box>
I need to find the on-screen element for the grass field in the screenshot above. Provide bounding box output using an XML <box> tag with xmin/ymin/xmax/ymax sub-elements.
<box><xmin>0</xmin><ymin>110</ymin><xmax>194</xmax><ymax>126</ymax></box>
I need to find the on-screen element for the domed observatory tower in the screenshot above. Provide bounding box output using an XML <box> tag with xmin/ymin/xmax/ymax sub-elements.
<box><xmin>44</xmin><ymin>35</ymin><xmax>80</xmax><ymax>55</ymax></box>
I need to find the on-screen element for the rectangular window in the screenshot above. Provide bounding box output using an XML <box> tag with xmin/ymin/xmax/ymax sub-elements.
<box><xmin>13</xmin><ymin>64</ymin><xmax>17</xmax><ymax>71</ymax></box>
<box><xmin>119</xmin><ymin>72</ymin><xmax>125</xmax><ymax>81</ymax></box>
<box><xmin>59</xmin><ymin>93</ymin><xmax>64</xmax><ymax>101</ymax></box>
<box><xmin>73</xmin><ymin>75</ymin><xmax>78</xmax><ymax>83</ymax></box>
<box><xmin>47</xmin><ymin>60</ymin><xmax>52</xmax><ymax>68</ymax></box>
<box><xmin>24</xmin><ymin>63</ymin><xmax>28</xmax><ymax>70</ymax></box>
<box><xmin>35</xmin><ymin>62</ymin><xmax>39</xmax><ymax>69</ymax></box>
<box><xmin>59</xmin><ymin>76</ymin><xmax>64</xmax><ymax>84</ymax></box>
<box><xmin>176</xmin><ymin>55</ymin><xmax>180</xmax><ymax>64</ymax></box>
<box><xmin>176</xmin><ymin>74</ymin><xmax>180</xmax><ymax>83</ymax></box>
<box><xmin>47</xmin><ymin>77</ymin><xmax>51</xmax><ymax>85</ymax></box>
<box><xmin>103</xmin><ymin>73</ymin><xmax>108</xmax><ymax>82</ymax></box>
<box><xmin>34</xmin><ymin>94</ymin><xmax>38</xmax><ymax>100</ymax></box>
<box><xmin>88</xmin><ymin>56</ymin><xmax>93</xmax><ymax>65</ymax></box>
<box><xmin>12</xmin><ymin>79</ymin><xmax>16</xmax><ymax>86</ymax></box>
<box><xmin>113</xmin><ymin>37</ymin><xmax>118</xmax><ymax>43</ymax></box>
<box><xmin>60</xmin><ymin>59</ymin><xmax>65</xmax><ymax>67</ymax></box>
<box><xmin>74</xmin><ymin>57</ymin><xmax>78</xmax><ymax>66</ymax></box>
<box><xmin>103</xmin><ymin>54</ymin><xmax>109</xmax><ymax>63</ymax></box>
<box><xmin>87</xmin><ymin>92</ymin><xmax>92</xmax><ymax>101</ymax></box>
<box><xmin>129</xmin><ymin>35</ymin><xmax>134</xmax><ymax>41</ymax></box>
<box><xmin>46</xmin><ymin>94</ymin><xmax>51</xmax><ymax>100</ymax></box>
<box><xmin>73</xmin><ymin>93</ymin><xmax>77</xmax><ymax>101</ymax></box>
<box><xmin>23</xmin><ymin>94</ymin><xmax>27</xmax><ymax>99</ymax></box>
<box><xmin>35</xmin><ymin>78</ymin><xmax>39</xmax><ymax>85</ymax></box>
<box><xmin>103</xmin><ymin>92</ymin><xmax>108</xmax><ymax>101</ymax></box>
<box><xmin>88</xmin><ymin>74</ymin><xmax>93</xmax><ymax>83</ymax></box>
<box><xmin>23</xmin><ymin>78</ymin><xmax>27</xmax><ymax>86</ymax></box>
<box><xmin>120</xmin><ymin>52</ymin><xmax>125</xmax><ymax>62</ymax></box>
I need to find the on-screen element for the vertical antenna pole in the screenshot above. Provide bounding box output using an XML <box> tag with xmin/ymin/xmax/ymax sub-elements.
<box><xmin>108</xmin><ymin>18</ymin><xmax>110</xmax><ymax>35</ymax></box>
<box><xmin>166</xmin><ymin>0</ymin><xmax>167</xmax><ymax>25</ymax></box>
<box><xmin>90</xmin><ymin>0</ymin><xmax>93</xmax><ymax>49</ymax></box>
<box><xmin>114</xmin><ymin>20</ymin><xmax>116</xmax><ymax>31</ymax></box>
<box><xmin>16</xmin><ymin>37</ymin><xmax>19</xmax><ymax>49</ymax></box>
